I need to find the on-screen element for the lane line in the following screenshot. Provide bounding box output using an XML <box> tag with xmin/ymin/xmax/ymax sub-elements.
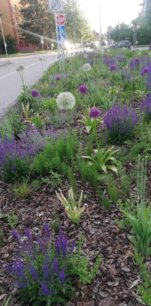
<box><xmin>0</xmin><ymin>62</ymin><xmax>38</xmax><ymax>81</ymax></box>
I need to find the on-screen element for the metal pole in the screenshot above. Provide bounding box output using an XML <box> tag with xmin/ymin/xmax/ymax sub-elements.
<box><xmin>99</xmin><ymin>5</ymin><xmax>102</xmax><ymax>49</ymax></box>
<box><xmin>0</xmin><ymin>15</ymin><xmax>8</xmax><ymax>55</ymax></box>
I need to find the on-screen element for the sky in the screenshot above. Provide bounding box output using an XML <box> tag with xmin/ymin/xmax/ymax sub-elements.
<box><xmin>79</xmin><ymin>0</ymin><xmax>143</xmax><ymax>33</ymax></box>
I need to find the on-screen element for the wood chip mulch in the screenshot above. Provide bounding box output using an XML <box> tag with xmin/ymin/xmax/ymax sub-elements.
<box><xmin>0</xmin><ymin>179</ymin><xmax>145</xmax><ymax>306</ymax></box>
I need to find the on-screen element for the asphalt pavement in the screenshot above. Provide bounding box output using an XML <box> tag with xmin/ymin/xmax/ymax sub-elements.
<box><xmin>0</xmin><ymin>52</ymin><xmax>59</xmax><ymax>118</ymax></box>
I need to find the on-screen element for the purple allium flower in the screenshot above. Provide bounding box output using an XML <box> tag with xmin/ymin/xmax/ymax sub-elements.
<box><xmin>31</xmin><ymin>89</ymin><xmax>40</xmax><ymax>98</ymax></box>
<box><xmin>40</xmin><ymin>283</ymin><xmax>50</xmax><ymax>296</ymax></box>
<box><xmin>109</xmin><ymin>64</ymin><xmax>117</xmax><ymax>71</ymax></box>
<box><xmin>55</xmin><ymin>74</ymin><xmax>61</xmax><ymax>81</ymax></box>
<box><xmin>89</xmin><ymin>107</ymin><xmax>101</xmax><ymax>119</ymax></box>
<box><xmin>59</xmin><ymin>268</ymin><xmax>65</xmax><ymax>283</ymax></box>
<box><xmin>79</xmin><ymin>84</ymin><xmax>88</xmax><ymax>95</ymax></box>
<box><xmin>104</xmin><ymin>104</ymin><xmax>138</xmax><ymax>144</ymax></box>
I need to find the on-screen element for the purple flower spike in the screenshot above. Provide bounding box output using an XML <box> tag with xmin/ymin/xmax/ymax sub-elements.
<box><xmin>79</xmin><ymin>84</ymin><xmax>88</xmax><ymax>95</ymax></box>
<box><xmin>59</xmin><ymin>268</ymin><xmax>65</xmax><ymax>283</ymax></box>
<box><xmin>89</xmin><ymin>107</ymin><xmax>101</xmax><ymax>119</ymax></box>
<box><xmin>141</xmin><ymin>66</ymin><xmax>149</xmax><ymax>76</ymax></box>
<box><xmin>31</xmin><ymin>89</ymin><xmax>40</xmax><ymax>97</ymax></box>
<box><xmin>40</xmin><ymin>283</ymin><xmax>50</xmax><ymax>296</ymax></box>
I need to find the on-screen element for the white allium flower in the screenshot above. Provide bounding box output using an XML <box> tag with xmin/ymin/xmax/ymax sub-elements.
<box><xmin>56</xmin><ymin>92</ymin><xmax>76</xmax><ymax>110</ymax></box>
<box><xmin>82</xmin><ymin>63</ymin><xmax>91</xmax><ymax>72</ymax></box>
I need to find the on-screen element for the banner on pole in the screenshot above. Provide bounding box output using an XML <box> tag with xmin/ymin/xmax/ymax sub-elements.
<box><xmin>48</xmin><ymin>0</ymin><xmax>64</xmax><ymax>12</ymax></box>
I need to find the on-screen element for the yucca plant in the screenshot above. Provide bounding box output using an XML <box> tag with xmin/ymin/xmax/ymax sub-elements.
<box><xmin>78</xmin><ymin>115</ymin><xmax>102</xmax><ymax>134</ymax></box>
<box><xmin>56</xmin><ymin>188</ymin><xmax>88</xmax><ymax>224</ymax></box>
<box><xmin>82</xmin><ymin>146</ymin><xmax>119</xmax><ymax>174</ymax></box>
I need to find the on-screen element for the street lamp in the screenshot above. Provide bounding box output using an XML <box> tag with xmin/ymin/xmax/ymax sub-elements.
<box><xmin>0</xmin><ymin>13</ymin><xmax>8</xmax><ymax>55</ymax></box>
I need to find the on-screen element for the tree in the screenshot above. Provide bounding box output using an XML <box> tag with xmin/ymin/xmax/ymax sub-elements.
<box><xmin>64</xmin><ymin>0</ymin><xmax>94</xmax><ymax>42</ymax></box>
<box><xmin>19</xmin><ymin>0</ymin><xmax>55</xmax><ymax>43</ymax></box>
<box><xmin>0</xmin><ymin>35</ymin><xmax>17</xmax><ymax>54</ymax></box>
<box><xmin>109</xmin><ymin>23</ymin><xmax>133</xmax><ymax>43</ymax></box>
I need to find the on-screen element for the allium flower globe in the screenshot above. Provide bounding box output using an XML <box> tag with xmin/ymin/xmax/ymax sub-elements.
<box><xmin>89</xmin><ymin>107</ymin><xmax>101</xmax><ymax>118</ymax></box>
<box><xmin>82</xmin><ymin>63</ymin><xmax>91</xmax><ymax>72</ymax></box>
<box><xmin>31</xmin><ymin>89</ymin><xmax>40</xmax><ymax>98</ymax></box>
<box><xmin>79</xmin><ymin>84</ymin><xmax>88</xmax><ymax>95</ymax></box>
<box><xmin>56</xmin><ymin>92</ymin><xmax>76</xmax><ymax>110</ymax></box>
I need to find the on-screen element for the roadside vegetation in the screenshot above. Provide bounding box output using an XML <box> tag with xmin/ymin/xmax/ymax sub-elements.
<box><xmin>1</xmin><ymin>49</ymin><xmax>151</xmax><ymax>305</ymax></box>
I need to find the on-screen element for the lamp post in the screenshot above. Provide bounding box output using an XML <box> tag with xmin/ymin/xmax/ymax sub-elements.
<box><xmin>0</xmin><ymin>13</ymin><xmax>8</xmax><ymax>55</ymax></box>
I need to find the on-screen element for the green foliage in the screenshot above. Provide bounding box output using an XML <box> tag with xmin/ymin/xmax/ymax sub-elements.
<box><xmin>0</xmin><ymin>35</ymin><xmax>16</xmax><ymax>54</ymax></box>
<box><xmin>135</xmin><ymin>254</ymin><xmax>151</xmax><ymax>306</ymax></box>
<box><xmin>41</xmin><ymin>171</ymin><xmax>62</xmax><ymax>189</ymax></box>
<box><xmin>0</xmin><ymin>110</ymin><xmax>25</xmax><ymax>139</ymax></box>
<box><xmin>82</xmin><ymin>146</ymin><xmax>119</xmax><ymax>175</ymax></box>
<box><xmin>77</xmin><ymin>160</ymin><xmax>99</xmax><ymax>187</ymax></box>
<box><xmin>42</xmin><ymin>98</ymin><xmax>56</xmax><ymax>114</ymax></box>
<box><xmin>30</xmin><ymin>113</ymin><xmax>44</xmax><ymax>129</ymax></box>
<box><xmin>2</xmin><ymin>157</ymin><xmax>30</xmax><ymax>183</ymax></box>
<box><xmin>69</xmin><ymin>240</ymin><xmax>101</xmax><ymax>284</ymax></box>
<box><xmin>127</xmin><ymin>205</ymin><xmax>151</xmax><ymax>257</ymax></box>
<box><xmin>31</xmin><ymin>134</ymin><xmax>78</xmax><ymax>176</ymax></box>
<box><xmin>0</xmin><ymin>213</ymin><xmax>18</xmax><ymax>228</ymax></box>
<box><xmin>13</xmin><ymin>181</ymin><xmax>31</xmax><ymax>199</ymax></box>
<box><xmin>56</xmin><ymin>188</ymin><xmax>87</xmax><ymax>224</ymax></box>
<box><xmin>18</xmin><ymin>87</ymin><xmax>35</xmax><ymax>108</ymax></box>
<box><xmin>22</xmin><ymin>103</ymin><xmax>32</xmax><ymax>120</ymax></box>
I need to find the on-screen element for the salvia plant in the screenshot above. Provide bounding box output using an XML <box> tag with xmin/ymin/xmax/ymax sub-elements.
<box><xmin>104</xmin><ymin>104</ymin><xmax>139</xmax><ymax>144</ymax></box>
<box><xmin>8</xmin><ymin>225</ymin><xmax>101</xmax><ymax>305</ymax></box>
<box><xmin>56</xmin><ymin>188</ymin><xmax>88</xmax><ymax>224</ymax></box>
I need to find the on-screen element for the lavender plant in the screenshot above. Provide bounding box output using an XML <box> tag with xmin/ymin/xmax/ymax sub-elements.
<box><xmin>8</xmin><ymin>225</ymin><xmax>101</xmax><ymax>305</ymax></box>
<box><xmin>104</xmin><ymin>104</ymin><xmax>139</xmax><ymax>144</ymax></box>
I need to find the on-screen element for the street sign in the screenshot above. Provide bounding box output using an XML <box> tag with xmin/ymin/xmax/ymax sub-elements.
<box><xmin>48</xmin><ymin>0</ymin><xmax>64</xmax><ymax>12</ymax></box>
<box><xmin>55</xmin><ymin>14</ymin><xmax>66</xmax><ymax>26</ymax></box>
<box><xmin>57</xmin><ymin>25</ymin><xmax>66</xmax><ymax>42</ymax></box>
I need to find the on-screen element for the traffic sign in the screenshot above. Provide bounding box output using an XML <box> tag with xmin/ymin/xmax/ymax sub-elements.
<box><xmin>55</xmin><ymin>14</ymin><xmax>66</xmax><ymax>26</ymax></box>
<box><xmin>57</xmin><ymin>25</ymin><xmax>66</xmax><ymax>42</ymax></box>
<box><xmin>48</xmin><ymin>0</ymin><xmax>64</xmax><ymax>12</ymax></box>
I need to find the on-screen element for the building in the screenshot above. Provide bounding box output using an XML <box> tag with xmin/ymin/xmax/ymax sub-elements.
<box><xmin>0</xmin><ymin>0</ymin><xmax>21</xmax><ymax>46</ymax></box>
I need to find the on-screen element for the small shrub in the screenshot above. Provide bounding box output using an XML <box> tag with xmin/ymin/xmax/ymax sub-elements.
<box><xmin>104</xmin><ymin>104</ymin><xmax>138</xmax><ymax>144</ymax></box>
<box><xmin>8</xmin><ymin>225</ymin><xmax>101</xmax><ymax>305</ymax></box>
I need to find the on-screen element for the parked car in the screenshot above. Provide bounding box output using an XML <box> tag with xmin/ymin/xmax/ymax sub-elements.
<box><xmin>112</xmin><ymin>40</ymin><xmax>131</xmax><ymax>49</ymax></box>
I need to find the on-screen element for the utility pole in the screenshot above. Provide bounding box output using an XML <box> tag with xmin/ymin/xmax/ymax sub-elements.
<box><xmin>0</xmin><ymin>14</ymin><xmax>8</xmax><ymax>55</ymax></box>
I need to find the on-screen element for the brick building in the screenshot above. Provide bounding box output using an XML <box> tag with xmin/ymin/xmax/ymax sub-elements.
<box><xmin>0</xmin><ymin>0</ymin><xmax>21</xmax><ymax>46</ymax></box>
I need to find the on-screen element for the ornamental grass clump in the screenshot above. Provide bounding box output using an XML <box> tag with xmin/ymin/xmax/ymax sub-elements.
<box><xmin>104</xmin><ymin>104</ymin><xmax>138</xmax><ymax>144</ymax></box>
<box><xmin>8</xmin><ymin>225</ymin><xmax>101</xmax><ymax>305</ymax></box>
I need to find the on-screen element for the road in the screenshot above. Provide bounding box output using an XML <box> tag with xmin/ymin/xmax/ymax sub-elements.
<box><xmin>0</xmin><ymin>52</ymin><xmax>59</xmax><ymax>117</ymax></box>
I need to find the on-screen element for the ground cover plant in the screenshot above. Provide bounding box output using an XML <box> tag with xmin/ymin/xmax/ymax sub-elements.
<box><xmin>1</xmin><ymin>49</ymin><xmax>151</xmax><ymax>305</ymax></box>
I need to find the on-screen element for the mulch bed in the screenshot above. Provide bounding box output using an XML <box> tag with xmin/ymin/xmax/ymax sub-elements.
<box><xmin>0</xmin><ymin>180</ymin><xmax>144</xmax><ymax>306</ymax></box>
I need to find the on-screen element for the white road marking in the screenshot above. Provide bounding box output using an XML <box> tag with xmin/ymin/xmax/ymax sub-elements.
<box><xmin>0</xmin><ymin>62</ymin><xmax>38</xmax><ymax>81</ymax></box>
